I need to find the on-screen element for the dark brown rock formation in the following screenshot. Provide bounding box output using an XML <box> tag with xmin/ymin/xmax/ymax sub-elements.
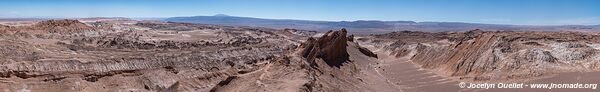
<box><xmin>300</xmin><ymin>28</ymin><xmax>350</xmax><ymax>67</ymax></box>
<box><xmin>347</xmin><ymin>34</ymin><xmax>354</xmax><ymax>42</ymax></box>
<box><xmin>358</xmin><ymin>47</ymin><xmax>377</xmax><ymax>58</ymax></box>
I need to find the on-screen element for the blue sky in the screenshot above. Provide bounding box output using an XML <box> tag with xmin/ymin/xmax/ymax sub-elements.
<box><xmin>0</xmin><ymin>0</ymin><xmax>599</xmax><ymax>25</ymax></box>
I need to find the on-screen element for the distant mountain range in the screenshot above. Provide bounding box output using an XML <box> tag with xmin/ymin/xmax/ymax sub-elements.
<box><xmin>8</xmin><ymin>15</ymin><xmax>590</xmax><ymax>33</ymax></box>
<box><xmin>164</xmin><ymin>15</ymin><xmax>600</xmax><ymax>33</ymax></box>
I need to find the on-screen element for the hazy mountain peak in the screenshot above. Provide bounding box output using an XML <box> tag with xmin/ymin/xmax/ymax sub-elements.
<box><xmin>213</xmin><ymin>14</ymin><xmax>230</xmax><ymax>17</ymax></box>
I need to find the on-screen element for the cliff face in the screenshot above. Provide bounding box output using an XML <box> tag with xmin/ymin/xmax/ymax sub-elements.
<box><xmin>410</xmin><ymin>31</ymin><xmax>500</xmax><ymax>76</ymax></box>
<box><xmin>367</xmin><ymin>30</ymin><xmax>600</xmax><ymax>81</ymax></box>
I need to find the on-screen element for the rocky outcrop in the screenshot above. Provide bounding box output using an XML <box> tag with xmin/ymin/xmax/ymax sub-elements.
<box><xmin>32</xmin><ymin>19</ymin><xmax>92</xmax><ymax>34</ymax></box>
<box><xmin>347</xmin><ymin>34</ymin><xmax>354</xmax><ymax>42</ymax></box>
<box><xmin>0</xmin><ymin>24</ymin><xmax>20</xmax><ymax>34</ymax></box>
<box><xmin>358</xmin><ymin>47</ymin><xmax>378</xmax><ymax>58</ymax></box>
<box><xmin>0</xmin><ymin>19</ymin><xmax>93</xmax><ymax>37</ymax></box>
<box><xmin>0</xmin><ymin>24</ymin><xmax>8</xmax><ymax>29</ymax></box>
<box><xmin>300</xmin><ymin>28</ymin><xmax>349</xmax><ymax>67</ymax></box>
<box><xmin>135</xmin><ymin>22</ymin><xmax>220</xmax><ymax>31</ymax></box>
<box><xmin>70</xmin><ymin>34</ymin><xmax>264</xmax><ymax>50</ymax></box>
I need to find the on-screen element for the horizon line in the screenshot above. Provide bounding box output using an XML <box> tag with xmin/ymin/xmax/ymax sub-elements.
<box><xmin>1</xmin><ymin>15</ymin><xmax>599</xmax><ymax>26</ymax></box>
